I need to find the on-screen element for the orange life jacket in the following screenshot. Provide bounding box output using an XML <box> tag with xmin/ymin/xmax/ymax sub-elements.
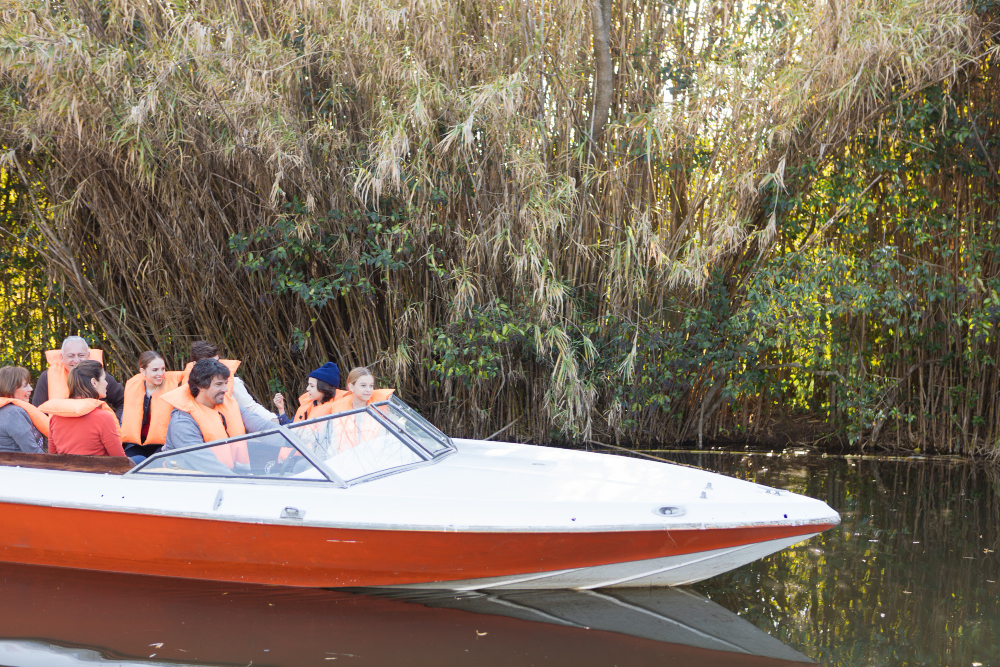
<box><xmin>160</xmin><ymin>385</ymin><xmax>248</xmax><ymax>468</ymax></box>
<box><xmin>0</xmin><ymin>397</ymin><xmax>50</xmax><ymax>437</ymax></box>
<box><xmin>275</xmin><ymin>390</ymin><xmax>350</xmax><ymax>462</ymax></box>
<box><xmin>331</xmin><ymin>410</ymin><xmax>389</xmax><ymax>454</ymax></box>
<box><xmin>327</xmin><ymin>389</ymin><xmax>395</xmax><ymax>453</ymax></box>
<box><xmin>178</xmin><ymin>359</ymin><xmax>241</xmax><ymax>396</ymax></box>
<box><xmin>120</xmin><ymin>371</ymin><xmax>184</xmax><ymax>445</ymax></box>
<box><xmin>43</xmin><ymin>349</ymin><xmax>104</xmax><ymax>400</ymax></box>
<box><xmin>328</xmin><ymin>388</ymin><xmax>395</xmax><ymax>415</ymax></box>
<box><xmin>38</xmin><ymin>398</ymin><xmax>121</xmax><ymax>437</ymax></box>
<box><xmin>293</xmin><ymin>390</ymin><xmax>350</xmax><ymax>421</ymax></box>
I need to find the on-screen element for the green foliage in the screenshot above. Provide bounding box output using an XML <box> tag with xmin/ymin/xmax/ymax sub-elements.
<box><xmin>229</xmin><ymin>199</ymin><xmax>412</xmax><ymax>308</ymax></box>
<box><xmin>427</xmin><ymin>301</ymin><xmax>531</xmax><ymax>388</ymax></box>
<box><xmin>728</xmin><ymin>81</ymin><xmax>1000</xmax><ymax>448</ymax></box>
<box><xmin>0</xmin><ymin>169</ymin><xmax>71</xmax><ymax>370</ymax></box>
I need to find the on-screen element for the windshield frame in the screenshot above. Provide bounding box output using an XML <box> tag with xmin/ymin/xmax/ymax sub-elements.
<box><xmin>385</xmin><ymin>395</ymin><xmax>454</xmax><ymax>453</ymax></box>
<box><xmin>126</xmin><ymin>400</ymin><xmax>456</xmax><ymax>486</ymax></box>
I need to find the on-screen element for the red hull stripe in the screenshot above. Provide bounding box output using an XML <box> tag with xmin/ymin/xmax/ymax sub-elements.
<box><xmin>0</xmin><ymin>502</ymin><xmax>834</xmax><ymax>587</ymax></box>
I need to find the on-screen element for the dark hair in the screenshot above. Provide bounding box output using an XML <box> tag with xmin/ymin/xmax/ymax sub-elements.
<box><xmin>138</xmin><ymin>350</ymin><xmax>165</xmax><ymax>371</ymax></box>
<box><xmin>190</xmin><ymin>340</ymin><xmax>220</xmax><ymax>363</ymax></box>
<box><xmin>69</xmin><ymin>360</ymin><xmax>105</xmax><ymax>400</ymax></box>
<box><xmin>188</xmin><ymin>358</ymin><xmax>230</xmax><ymax>397</ymax></box>
<box><xmin>315</xmin><ymin>379</ymin><xmax>336</xmax><ymax>403</ymax></box>
<box><xmin>0</xmin><ymin>366</ymin><xmax>30</xmax><ymax>398</ymax></box>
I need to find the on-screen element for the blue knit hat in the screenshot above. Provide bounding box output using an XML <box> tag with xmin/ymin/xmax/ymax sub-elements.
<box><xmin>309</xmin><ymin>362</ymin><xmax>340</xmax><ymax>388</ymax></box>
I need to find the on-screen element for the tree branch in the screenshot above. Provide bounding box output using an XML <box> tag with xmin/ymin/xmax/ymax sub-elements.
<box><xmin>587</xmin><ymin>0</ymin><xmax>613</xmax><ymax>151</ymax></box>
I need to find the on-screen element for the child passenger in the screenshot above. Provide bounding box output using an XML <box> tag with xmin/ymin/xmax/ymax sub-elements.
<box><xmin>271</xmin><ymin>362</ymin><xmax>345</xmax><ymax>425</ymax></box>
<box><xmin>328</xmin><ymin>367</ymin><xmax>395</xmax><ymax>453</ymax></box>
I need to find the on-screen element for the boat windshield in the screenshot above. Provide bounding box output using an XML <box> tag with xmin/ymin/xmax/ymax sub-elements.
<box><xmin>129</xmin><ymin>398</ymin><xmax>454</xmax><ymax>486</ymax></box>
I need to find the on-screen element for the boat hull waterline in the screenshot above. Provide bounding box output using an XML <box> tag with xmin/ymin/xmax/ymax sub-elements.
<box><xmin>0</xmin><ymin>500</ymin><xmax>831</xmax><ymax>589</ymax></box>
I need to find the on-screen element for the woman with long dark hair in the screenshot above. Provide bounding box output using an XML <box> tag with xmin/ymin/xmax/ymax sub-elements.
<box><xmin>40</xmin><ymin>360</ymin><xmax>125</xmax><ymax>458</ymax></box>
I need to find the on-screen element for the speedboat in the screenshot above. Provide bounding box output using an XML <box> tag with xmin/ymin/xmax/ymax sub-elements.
<box><xmin>0</xmin><ymin>396</ymin><xmax>839</xmax><ymax>589</ymax></box>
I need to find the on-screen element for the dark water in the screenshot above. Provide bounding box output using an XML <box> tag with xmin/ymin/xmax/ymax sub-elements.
<box><xmin>688</xmin><ymin>452</ymin><xmax>1000</xmax><ymax>667</ymax></box>
<box><xmin>0</xmin><ymin>453</ymin><xmax>997</xmax><ymax>666</ymax></box>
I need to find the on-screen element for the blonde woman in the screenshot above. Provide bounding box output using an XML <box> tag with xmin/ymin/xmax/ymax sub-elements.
<box><xmin>330</xmin><ymin>367</ymin><xmax>393</xmax><ymax>412</ymax></box>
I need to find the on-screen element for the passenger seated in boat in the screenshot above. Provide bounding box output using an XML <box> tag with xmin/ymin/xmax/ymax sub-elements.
<box><xmin>0</xmin><ymin>366</ymin><xmax>48</xmax><ymax>454</ymax></box>
<box><xmin>121</xmin><ymin>351</ymin><xmax>184</xmax><ymax>462</ymax></box>
<box><xmin>180</xmin><ymin>341</ymin><xmax>278</xmax><ymax>424</ymax></box>
<box><xmin>327</xmin><ymin>367</ymin><xmax>395</xmax><ymax>454</ymax></box>
<box><xmin>40</xmin><ymin>360</ymin><xmax>126</xmax><ymax>458</ymax></box>
<box><xmin>270</xmin><ymin>362</ymin><xmax>346</xmax><ymax>464</ymax></box>
<box><xmin>32</xmin><ymin>336</ymin><xmax>126</xmax><ymax>419</ymax></box>
<box><xmin>160</xmin><ymin>359</ymin><xmax>275</xmax><ymax>474</ymax></box>
<box><xmin>272</xmin><ymin>362</ymin><xmax>346</xmax><ymax>425</ymax></box>
<box><xmin>329</xmin><ymin>367</ymin><xmax>395</xmax><ymax>413</ymax></box>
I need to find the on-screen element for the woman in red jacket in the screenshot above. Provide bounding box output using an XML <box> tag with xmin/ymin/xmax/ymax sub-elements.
<box><xmin>40</xmin><ymin>360</ymin><xmax>125</xmax><ymax>458</ymax></box>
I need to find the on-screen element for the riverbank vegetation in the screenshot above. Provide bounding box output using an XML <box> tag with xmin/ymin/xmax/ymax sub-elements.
<box><xmin>0</xmin><ymin>0</ymin><xmax>998</xmax><ymax>454</ymax></box>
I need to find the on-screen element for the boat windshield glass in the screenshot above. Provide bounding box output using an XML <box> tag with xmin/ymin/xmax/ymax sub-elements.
<box><xmin>130</xmin><ymin>399</ymin><xmax>454</xmax><ymax>485</ymax></box>
<box><xmin>132</xmin><ymin>428</ymin><xmax>334</xmax><ymax>482</ymax></box>
<box><xmin>286</xmin><ymin>407</ymin><xmax>424</xmax><ymax>482</ymax></box>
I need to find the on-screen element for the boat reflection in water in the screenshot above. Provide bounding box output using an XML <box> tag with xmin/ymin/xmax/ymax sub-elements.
<box><xmin>0</xmin><ymin>563</ymin><xmax>812</xmax><ymax>666</ymax></box>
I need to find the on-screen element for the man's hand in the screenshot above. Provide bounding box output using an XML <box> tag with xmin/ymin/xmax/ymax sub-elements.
<box><xmin>272</xmin><ymin>392</ymin><xmax>285</xmax><ymax>413</ymax></box>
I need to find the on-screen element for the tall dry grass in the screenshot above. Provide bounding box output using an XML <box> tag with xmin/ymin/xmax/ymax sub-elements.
<box><xmin>0</xmin><ymin>0</ymin><xmax>989</xmax><ymax>443</ymax></box>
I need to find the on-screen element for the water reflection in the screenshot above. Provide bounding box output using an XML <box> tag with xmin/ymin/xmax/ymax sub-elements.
<box><xmin>0</xmin><ymin>562</ymin><xmax>809</xmax><ymax>666</ymax></box>
<box><xmin>680</xmin><ymin>453</ymin><xmax>1000</xmax><ymax>667</ymax></box>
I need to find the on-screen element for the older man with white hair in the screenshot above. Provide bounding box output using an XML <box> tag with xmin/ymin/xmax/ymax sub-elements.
<box><xmin>31</xmin><ymin>336</ymin><xmax>126</xmax><ymax>419</ymax></box>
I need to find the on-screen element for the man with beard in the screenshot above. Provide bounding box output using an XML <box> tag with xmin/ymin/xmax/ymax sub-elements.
<box><xmin>160</xmin><ymin>359</ymin><xmax>273</xmax><ymax>474</ymax></box>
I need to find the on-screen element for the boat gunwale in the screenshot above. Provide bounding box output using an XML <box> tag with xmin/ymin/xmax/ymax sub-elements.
<box><xmin>0</xmin><ymin>451</ymin><xmax>135</xmax><ymax>474</ymax></box>
<box><xmin>0</xmin><ymin>494</ymin><xmax>840</xmax><ymax>534</ymax></box>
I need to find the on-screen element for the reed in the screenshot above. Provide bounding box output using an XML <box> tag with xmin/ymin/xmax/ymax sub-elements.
<box><xmin>0</xmin><ymin>0</ymin><xmax>993</xmax><ymax>451</ymax></box>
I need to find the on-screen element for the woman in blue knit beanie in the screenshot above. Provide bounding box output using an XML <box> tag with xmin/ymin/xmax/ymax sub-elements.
<box><xmin>271</xmin><ymin>362</ymin><xmax>344</xmax><ymax>424</ymax></box>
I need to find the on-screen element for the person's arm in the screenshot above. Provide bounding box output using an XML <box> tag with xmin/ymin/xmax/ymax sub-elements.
<box><xmin>5</xmin><ymin>408</ymin><xmax>45</xmax><ymax>454</ymax></box>
<box><xmin>96</xmin><ymin>411</ymin><xmax>126</xmax><ymax>457</ymax></box>
<box><xmin>231</xmin><ymin>377</ymin><xmax>278</xmax><ymax>421</ymax></box>
<box><xmin>163</xmin><ymin>410</ymin><xmax>235</xmax><ymax>475</ymax></box>
<box><xmin>31</xmin><ymin>370</ymin><xmax>48</xmax><ymax>408</ymax></box>
<box><xmin>163</xmin><ymin>410</ymin><xmax>204</xmax><ymax>452</ymax></box>
<box><xmin>239</xmin><ymin>407</ymin><xmax>275</xmax><ymax>434</ymax></box>
<box><xmin>104</xmin><ymin>373</ymin><xmax>125</xmax><ymax>421</ymax></box>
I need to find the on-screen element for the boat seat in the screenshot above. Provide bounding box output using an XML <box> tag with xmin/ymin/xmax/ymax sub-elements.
<box><xmin>0</xmin><ymin>451</ymin><xmax>134</xmax><ymax>475</ymax></box>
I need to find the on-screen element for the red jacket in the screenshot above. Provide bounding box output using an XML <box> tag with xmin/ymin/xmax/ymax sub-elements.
<box><xmin>49</xmin><ymin>409</ymin><xmax>126</xmax><ymax>457</ymax></box>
